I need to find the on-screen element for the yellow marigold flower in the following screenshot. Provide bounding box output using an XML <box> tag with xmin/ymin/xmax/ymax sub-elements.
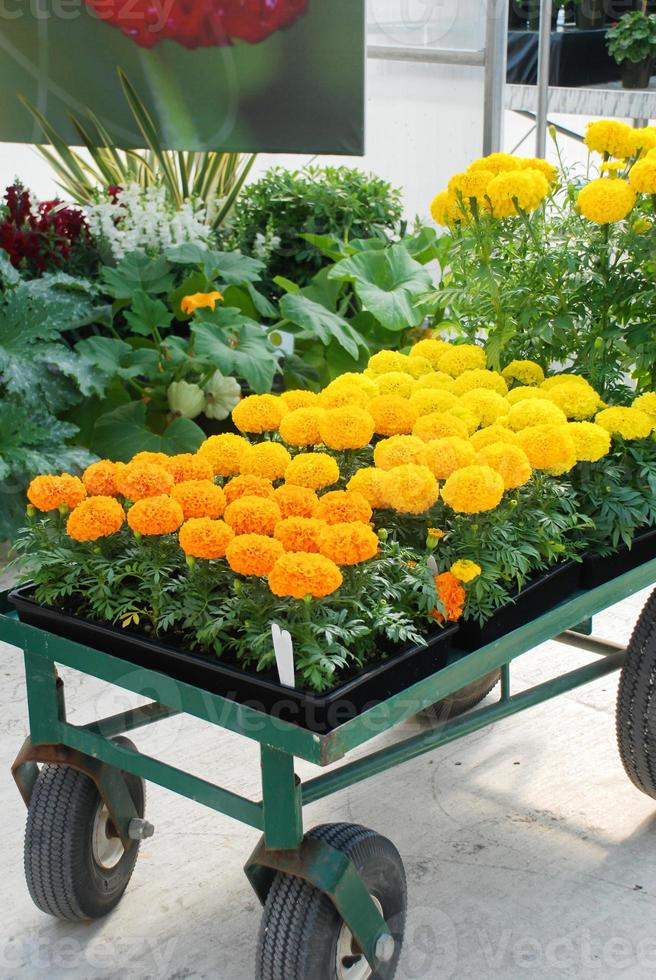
<box><xmin>180</xmin><ymin>291</ymin><xmax>223</xmax><ymax>315</ymax></box>
<box><xmin>406</xmin><ymin>355</ymin><xmax>433</xmax><ymax>379</ymax></box>
<box><xmin>629</xmin><ymin>157</ymin><xmax>656</xmax><ymax>194</ymax></box>
<box><xmin>346</xmin><ymin>467</ymin><xmax>389</xmax><ymax>509</ymax></box>
<box><xmin>469</xmin><ymin>425</ymin><xmax>519</xmax><ymax>451</ymax></box>
<box><xmin>487</xmin><ymin>169</ymin><xmax>549</xmax><ymax>218</ymax></box>
<box><xmin>127</xmin><ymin>495</ymin><xmax>184</xmax><ymax>535</ymax></box>
<box><xmin>66</xmin><ymin>496</ymin><xmax>125</xmax><ymax>542</ymax></box>
<box><xmin>502</xmin><ymin>359</ymin><xmax>545</xmax><ymax>387</ymax></box>
<box><xmin>368</xmin><ymin>395</ymin><xmax>418</xmax><ymax>436</ymax></box>
<box><xmin>515</xmin><ymin>424</ymin><xmax>577</xmax><ymax>471</ymax></box>
<box><xmin>578</xmin><ymin>178</ymin><xmax>635</xmax><ymax>225</ymax></box>
<box><xmin>226</xmin><ymin>535</ymin><xmax>284</xmax><ymax>577</ymax></box>
<box><xmin>273</xmin><ymin>484</ymin><xmax>319</xmax><ymax>519</ymax></box>
<box><xmin>633</xmin><ymin>216</ymin><xmax>652</xmax><ymax>234</ymax></box>
<box><xmin>600</xmin><ymin>160</ymin><xmax>627</xmax><ymax>174</ymax></box>
<box><xmin>469</xmin><ymin>152</ymin><xmax>521</xmax><ymax>175</ymax></box>
<box><xmin>224</xmin><ymin>474</ymin><xmax>275</xmax><ymax>505</ymax></box>
<box><xmin>517</xmin><ymin>157</ymin><xmax>557</xmax><ymax>183</ymax></box>
<box><xmin>541</xmin><ymin>374</ymin><xmax>592</xmax><ymax>391</ymax></box>
<box><xmin>116</xmin><ymin>462</ymin><xmax>174</xmax><ymax>501</ymax></box>
<box><xmin>476</xmin><ymin>443</ymin><xmax>532</xmax><ymax>490</ymax></box>
<box><xmin>508</xmin><ymin>398</ymin><xmax>567</xmax><ymax>431</ymax></box>
<box><xmin>430</xmin><ymin>190</ymin><xmax>462</xmax><ymax>227</ymax></box>
<box><xmin>274</xmin><ymin>516</ymin><xmax>326</xmax><ymax>553</ymax></box>
<box><xmin>428</xmin><ymin>527</ymin><xmax>445</xmax><ymax>541</ymax></box>
<box><xmin>268</xmin><ymin>552</ymin><xmax>343</xmax><ymax>599</ymax></box>
<box><xmin>374</xmin><ymin>372</ymin><xmax>416</xmax><ymax>399</ymax></box>
<box><xmin>240</xmin><ymin>442</ymin><xmax>292</xmax><ymax>481</ymax></box>
<box><xmin>437</xmin><ymin>344</ymin><xmax>487</xmax><ymax>378</ymax></box>
<box><xmin>131</xmin><ymin>451</ymin><xmax>169</xmax><ymax>466</ymax></box>
<box><xmin>198</xmin><ymin>433</ymin><xmax>250</xmax><ymax>477</ymax></box>
<box><xmin>373</xmin><ymin>435</ymin><xmax>426</xmax><ymax>470</ymax></box>
<box><xmin>367</xmin><ymin>350</ymin><xmax>409</xmax><ymax>375</ymax></box>
<box><xmin>452</xmin><ymin>369</ymin><xmax>508</xmax><ymax>397</ymax></box>
<box><xmin>170</xmin><ymin>480</ymin><xmax>226</xmax><ymax>519</ymax></box>
<box><xmin>223</xmin><ymin>495</ymin><xmax>281</xmax><ymax>536</ymax></box>
<box><xmin>232</xmin><ymin>394</ymin><xmax>288</xmax><ymax>433</ymax></box>
<box><xmin>318</xmin><ymin>522</ymin><xmax>379</xmax><ymax>566</ymax></box>
<box><xmin>280</xmin><ymin>389</ymin><xmax>320</xmax><ymax>411</ymax></box>
<box><xmin>285</xmin><ymin>452</ymin><xmax>340</xmax><ymax>490</ymax></box>
<box><xmin>461</xmin><ymin>389</ymin><xmax>509</xmax><ymax>426</ymax></box>
<box><xmin>179</xmin><ymin>518</ymin><xmax>234</xmax><ymax>559</ymax></box>
<box><xmin>568</xmin><ymin>422</ymin><xmax>611</xmax><ymax>462</ymax></box>
<box><xmin>441</xmin><ymin>465</ymin><xmax>505</xmax><ymax>514</ymax></box>
<box><xmin>83</xmin><ymin>460</ymin><xmax>125</xmax><ymax>497</ymax></box>
<box><xmin>585</xmin><ymin>120</ymin><xmax>637</xmax><ymax>159</ymax></box>
<box><xmin>162</xmin><ymin>454</ymin><xmax>214</xmax><ymax>484</ymax></box>
<box><xmin>319</xmin><ymin>407</ymin><xmax>375</xmax><ymax>450</ymax></box>
<box><xmin>633</xmin><ymin>392</ymin><xmax>656</xmax><ymax>419</ymax></box>
<box><xmin>409</xmin><ymin>338</ymin><xmax>449</xmax><ymax>369</ymax></box>
<box><xmin>409</xmin><ymin>388</ymin><xmax>457</xmax><ymax>416</ymax></box>
<box><xmin>507</xmin><ymin>386</ymin><xmax>552</xmax><ymax>405</ymax></box>
<box><xmin>447</xmin><ymin>404</ymin><xmax>480</xmax><ymax>435</ymax></box>
<box><xmin>279</xmin><ymin>407</ymin><xmax>325</xmax><ymax>447</ymax></box>
<box><xmin>27</xmin><ymin>473</ymin><xmax>86</xmax><ymax>512</ymax></box>
<box><xmin>313</xmin><ymin>490</ymin><xmax>372</xmax><ymax>526</ymax></box>
<box><xmin>450</xmin><ymin>559</ymin><xmax>482</xmax><ymax>583</ymax></box>
<box><xmin>414</xmin><ymin>371</ymin><xmax>457</xmax><ymax>393</ymax></box>
<box><xmin>595</xmin><ymin>406</ymin><xmax>653</xmax><ymax>440</ymax></box>
<box><xmin>413</xmin><ymin>412</ymin><xmax>469</xmax><ymax>442</ymax></box>
<box><xmin>635</xmin><ymin>126</ymin><xmax>656</xmax><ymax>154</ymax></box>
<box><xmin>318</xmin><ymin>383</ymin><xmax>370</xmax><ymax>411</ymax></box>
<box><xmin>448</xmin><ymin>169</ymin><xmax>494</xmax><ymax>211</ymax></box>
<box><xmin>383</xmin><ymin>463</ymin><xmax>440</xmax><ymax>515</ymax></box>
<box><xmin>421</xmin><ymin>437</ymin><xmax>476</xmax><ymax>479</ymax></box>
<box><xmin>545</xmin><ymin>381</ymin><xmax>600</xmax><ymax>420</ymax></box>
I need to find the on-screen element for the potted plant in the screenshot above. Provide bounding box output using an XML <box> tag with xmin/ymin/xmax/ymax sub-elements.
<box><xmin>607</xmin><ymin>8</ymin><xmax>656</xmax><ymax>86</ymax></box>
<box><xmin>576</xmin><ymin>0</ymin><xmax>606</xmax><ymax>28</ymax></box>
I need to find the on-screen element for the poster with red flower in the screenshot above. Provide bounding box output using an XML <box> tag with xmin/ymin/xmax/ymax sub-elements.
<box><xmin>0</xmin><ymin>0</ymin><xmax>364</xmax><ymax>154</ymax></box>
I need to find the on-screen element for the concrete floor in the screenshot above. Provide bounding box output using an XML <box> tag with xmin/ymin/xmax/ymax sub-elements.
<box><xmin>2</xmin><ymin>589</ymin><xmax>656</xmax><ymax>980</ymax></box>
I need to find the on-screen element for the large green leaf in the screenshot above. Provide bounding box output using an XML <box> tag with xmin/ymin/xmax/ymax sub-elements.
<box><xmin>191</xmin><ymin>309</ymin><xmax>280</xmax><ymax>393</ymax></box>
<box><xmin>279</xmin><ymin>293</ymin><xmax>365</xmax><ymax>359</ymax></box>
<box><xmin>165</xmin><ymin>244</ymin><xmax>264</xmax><ymax>285</ymax></box>
<box><xmin>100</xmin><ymin>253</ymin><xmax>174</xmax><ymax>299</ymax></box>
<box><xmin>0</xmin><ymin>252</ymin><xmax>21</xmax><ymax>287</ymax></box>
<box><xmin>124</xmin><ymin>291</ymin><xmax>173</xmax><ymax>337</ymax></box>
<box><xmin>91</xmin><ymin>401</ymin><xmax>205</xmax><ymax>461</ymax></box>
<box><xmin>328</xmin><ymin>244</ymin><xmax>432</xmax><ymax>331</ymax></box>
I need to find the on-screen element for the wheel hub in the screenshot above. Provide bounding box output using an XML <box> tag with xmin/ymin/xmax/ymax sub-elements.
<box><xmin>336</xmin><ymin>895</ymin><xmax>384</xmax><ymax>980</ymax></box>
<box><xmin>92</xmin><ymin>803</ymin><xmax>125</xmax><ymax>869</ymax></box>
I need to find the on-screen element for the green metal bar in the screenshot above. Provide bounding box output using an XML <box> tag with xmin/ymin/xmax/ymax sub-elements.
<box><xmin>570</xmin><ymin>618</ymin><xmax>593</xmax><ymax>636</ymax></box>
<box><xmin>555</xmin><ymin>631</ymin><xmax>626</xmax><ymax>657</ymax></box>
<box><xmin>302</xmin><ymin>649</ymin><xmax>626</xmax><ymax>806</ymax></box>
<box><xmin>260</xmin><ymin>747</ymin><xmax>303</xmax><ymax>850</ymax></box>
<box><xmin>60</xmin><ymin>722</ymin><xmax>264</xmax><ymax>831</ymax></box>
<box><xmin>83</xmin><ymin>701</ymin><xmax>180</xmax><ymax>738</ymax></box>
<box><xmin>23</xmin><ymin>650</ymin><xmax>63</xmax><ymax>745</ymax></box>
<box><xmin>500</xmin><ymin>662</ymin><xmax>511</xmax><ymax>702</ymax></box>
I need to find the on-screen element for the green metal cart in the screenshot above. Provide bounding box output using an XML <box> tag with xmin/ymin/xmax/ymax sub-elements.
<box><xmin>3</xmin><ymin>559</ymin><xmax>656</xmax><ymax>980</ymax></box>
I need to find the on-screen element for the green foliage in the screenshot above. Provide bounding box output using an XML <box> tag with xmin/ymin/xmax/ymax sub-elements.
<box><xmin>607</xmin><ymin>11</ymin><xmax>656</xmax><ymax>65</ymax></box>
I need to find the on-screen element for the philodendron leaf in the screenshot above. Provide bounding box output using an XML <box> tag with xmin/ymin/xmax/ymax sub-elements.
<box><xmin>279</xmin><ymin>293</ymin><xmax>365</xmax><ymax>359</ymax></box>
<box><xmin>91</xmin><ymin>401</ymin><xmax>205</xmax><ymax>461</ymax></box>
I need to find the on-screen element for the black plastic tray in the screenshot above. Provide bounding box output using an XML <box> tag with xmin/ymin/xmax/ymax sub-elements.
<box><xmin>580</xmin><ymin>525</ymin><xmax>656</xmax><ymax>590</ymax></box>
<box><xmin>9</xmin><ymin>586</ymin><xmax>458</xmax><ymax>735</ymax></box>
<box><xmin>456</xmin><ymin>561</ymin><xmax>581</xmax><ymax>652</ymax></box>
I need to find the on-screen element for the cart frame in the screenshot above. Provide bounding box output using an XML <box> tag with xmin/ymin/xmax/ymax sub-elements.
<box><xmin>3</xmin><ymin>557</ymin><xmax>656</xmax><ymax>971</ymax></box>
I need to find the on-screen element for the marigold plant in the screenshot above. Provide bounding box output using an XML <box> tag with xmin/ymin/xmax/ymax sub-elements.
<box><xmin>67</xmin><ymin>497</ymin><xmax>125</xmax><ymax>542</ymax></box>
<box><xmin>268</xmin><ymin>552</ymin><xmax>343</xmax><ymax>599</ymax></box>
<box><xmin>179</xmin><ymin>518</ymin><xmax>234</xmax><ymax>559</ymax></box>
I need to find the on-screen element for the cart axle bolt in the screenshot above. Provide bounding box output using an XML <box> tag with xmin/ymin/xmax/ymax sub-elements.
<box><xmin>375</xmin><ymin>932</ymin><xmax>395</xmax><ymax>963</ymax></box>
<box><xmin>128</xmin><ymin>818</ymin><xmax>154</xmax><ymax>840</ymax></box>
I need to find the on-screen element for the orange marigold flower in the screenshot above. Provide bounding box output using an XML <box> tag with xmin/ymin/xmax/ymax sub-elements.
<box><xmin>268</xmin><ymin>552</ymin><xmax>343</xmax><ymax>599</ymax></box>
<box><xmin>273</xmin><ymin>484</ymin><xmax>319</xmax><ymax>519</ymax></box>
<box><xmin>514</xmin><ymin>424</ymin><xmax>577</xmax><ymax>472</ymax></box>
<box><xmin>421</xmin><ymin>437</ymin><xmax>476</xmax><ymax>479</ymax></box>
<box><xmin>116</xmin><ymin>462</ymin><xmax>174</xmax><ymax>501</ymax></box>
<box><xmin>368</xmin><ymin>395</ymin><xmax>418</xmax><ymax>436</ymax></box>
<box><xmin>27</xmin><ymin>473</ymin><xmax>86</xmax><ymax>512</ymax></box>
<box><xmin>318</xmin><ymin>522</ymin><xmax>379</xmax><ymax>565</ymax></box>
<box><xmin>346</xmin><ymin>467</ymin><xmax>389</xmax><ymax>509</ymax></box>
<box><xmin>477</xmin><ymin>443</ymin><xmax>532</xmax><ymax>490</ymax></box>
<box><xmin>170</xmin><ymin>479</ymin><xmax>226</xmax><ymax>519</ymax></box>
<box><xmin>280</xmin><ymin>389</ymin><xmax>320</xmax><ymax>411</ymax></box>
<box><xmin>432</xmin><ymin>571</ymin><xmax>466</xmax><ymax>623</ymax></box>
<box><xmin>240</xmin><ymin>442</ymin><xmax>292</xmax><ymax>481</ymax></box>
<box><xmin>197</xmin><ymin>433</ymin><xmax>251</xmax><ymax>476</ymax></box>
<box><xmin>383</xmin><ymin>463</ymin><xmax>440</xmax><ymax>515</ymax></box>
<box><xmin>285</xmin><ymin>452</ymin><xmax>340</xmax><ymax>490</ymax></box>
<box><xmin>313</xmin><ymin>490</ymin><xmax>373</xmax><ymax>525</ymax></box>
<box><xmin>83</xmin><ymin>460</ymin><xmax>125</xmax><ymax>497</ymax></box>
<box><xmin>279</xmin><ymin>407</ymin><xmax>326</xmax><ymax>447</ymax></box>
<box><xmin>373</xmin><ymin>435</ymin><xmax>426</xmax><ymax>470</ymax></box>
<box><xmin>163</xmin><ymin>453</ymin><xmax>214</xmax><ymax>483</ymax></box>
<box><xmin>232</xmin><ymin>394</ymin><xmax>288</xmax><ymax>433</ymax></box>
<box><xmin>274</xmin><ymin>516</ymin><xmax>326</xmax><ymax>553</ymax></box>
<box><xmin>179</xmin><ymin>518</ymin><xmax>234</xmax><ymax>559</ymax></box>
<box><xmin>226</xmin><ymin>534</ymin><xmax>284</xmax><ymax>576</ymax></box>
<box><xmin>319</xmin><ymin>407</ymin><xmax>375</xmax><ymax>450</ymax></box>
<box><xmin>131</xmin><ymin>451</ymin><xmax>170</xmax><ymax>466</ymax></box>
<box><xmin>66</xmin><ymin>496</ymin><xmax>125</xmax><ymax>541</ymax></box>
<box><xmin>223</xmin><ymin>495</ymin><xmax>281</xmax><ymax>536</ymax></box>
<box><xmin>441</xmin><ymin>465</ymin><xmax>505</xmax><ymax>514</ymax></box>
<box><xmin>223</xmin><ymin>474</ymin><xmax>276</xmax><ymax>505</ymax></box>
<box><xmin>413</xmin><ymin>412</ymin><xmax>469</xmax><ymax>442</ymax></box>
<box><xmin>127</xmin><ymin>495</ymin><xmax>184</xmax><ymax>535</ymax></box>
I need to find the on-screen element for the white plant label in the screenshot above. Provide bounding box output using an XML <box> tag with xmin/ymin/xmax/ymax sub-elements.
<box><xmin>271</xmin><ymin>623</ymin><xmax>295</xmax><ymax>689</ymax></box>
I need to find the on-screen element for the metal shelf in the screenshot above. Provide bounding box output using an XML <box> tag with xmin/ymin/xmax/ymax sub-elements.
<box><xmin>507</xmin><ymin>81</ymin><xmax>656</xmax><ymax>120</ymax></box>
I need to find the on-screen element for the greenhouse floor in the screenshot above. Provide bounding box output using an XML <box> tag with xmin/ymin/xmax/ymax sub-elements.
<box><xmin>2</xmin><ymin>589</ymin><xmax>656</xmax><ymax>979</ymax></box>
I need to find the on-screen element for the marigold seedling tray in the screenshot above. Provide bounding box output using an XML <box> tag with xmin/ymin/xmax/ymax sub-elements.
<box><xmin>8</xmin><ymin>586</ymin><xmax>458</xmax><ymax>735</ymax></box>
<box><xmin>581</xmin><ymin>525</ymin><xmax>656</xmax><ymax>590</ymax></box>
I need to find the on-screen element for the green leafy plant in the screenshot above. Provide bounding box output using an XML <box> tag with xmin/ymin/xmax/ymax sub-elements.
<box><xmin>607</xmin><ymin>10</ymin><xmax>656</xmax><ymax>65</ymax></box>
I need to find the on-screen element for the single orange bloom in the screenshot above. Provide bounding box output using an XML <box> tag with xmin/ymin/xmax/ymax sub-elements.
<box><xmin>432</xmin><ymin>571</ymin><xmax>466</xmax><ymax>623</ymax></box>
<box><xmin>180</xmin><ymin>291</ymin><xmax>223</xmax><ymax>315</ymax></box>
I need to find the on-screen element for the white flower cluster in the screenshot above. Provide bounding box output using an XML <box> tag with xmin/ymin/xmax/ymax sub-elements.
<box><xmin>85</xmin><ymin>183</ymin><xmax>214</xmax><ymax>261</ymax></box>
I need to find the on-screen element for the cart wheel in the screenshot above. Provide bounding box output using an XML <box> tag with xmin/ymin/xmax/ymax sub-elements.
<box><xmin>256</xmin><ymin>823</ymin><xmax>406</xmax><ymax>980</ymax></box>
<box><xmin>418</xmin><ymin>669</ymin><xmax>501</xmax><ymax>726</ymax></box>
<box><xmin>617</xmin><ymin>588</ymin><xmax>656</xmax><ymax>799</ymax></box>
<box><xmin>24</xmin><ymin>736</ymin><xmax>145</xmax><ymax>920</ymax></box>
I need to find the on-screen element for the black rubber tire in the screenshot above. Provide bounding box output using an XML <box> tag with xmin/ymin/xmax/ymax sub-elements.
<box><xmin>617</xmin><ymin>588</ymin><xmax>656</xmax><ymax>799</ymax></box>
<box><xmin>418</xmin><ymin>669</ymin><xmax>501</xmax><ymax>726</ymax></box>
<box><xmin>24</xmin><ymin>736</ymin><xmax>145</xmax><ymax>920</ymax></box>
<box><xmin>256</xmin><ymin>823</ymin><xmax>406</xmax><ymax>980</ymax></box>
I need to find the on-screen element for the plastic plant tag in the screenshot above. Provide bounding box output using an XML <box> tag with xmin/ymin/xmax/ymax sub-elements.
<box><xmin>427</xmin><ymin>556</ymin><xmax>439</xmax><ymax>575</ymax></box>
<box><xmin>271</xmin><ymin>622</ymin><xmax>295</xmax><ymax>688</ymax></box>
